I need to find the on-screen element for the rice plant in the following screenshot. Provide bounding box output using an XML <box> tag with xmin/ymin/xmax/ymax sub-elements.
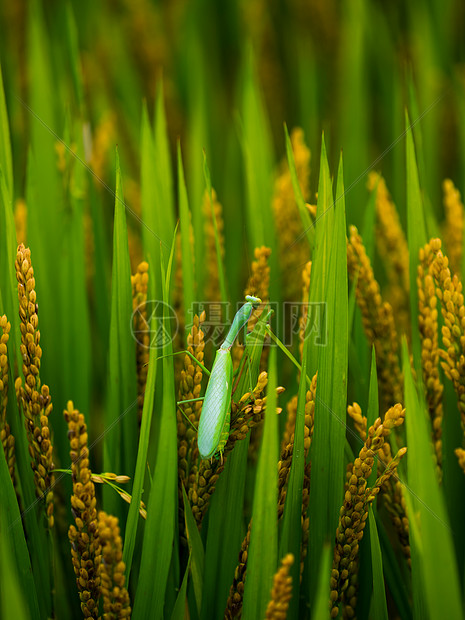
<box><xmin>0</xmin><ymin>1</ymin><xmax>464</xmax><ymax>619</ymax></box>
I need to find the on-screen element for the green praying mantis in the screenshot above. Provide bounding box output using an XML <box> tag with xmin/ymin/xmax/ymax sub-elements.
<box><xmin>177</xmin><ymin>295</ymin><xmax>265</xmax><ymax>460</ymax></box>
<box><xmin>175</xmin><ymin>295</ymin><xmax>314</xmax><ymax>462</ymax></box>
<box><xmin>197</xmin><ymin>295</ymin><xmax>262</xmax><ymax>460</ymax></box>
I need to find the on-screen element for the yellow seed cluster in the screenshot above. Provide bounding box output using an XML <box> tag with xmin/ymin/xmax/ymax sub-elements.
<box><xmin>65</xmin><ymin>401</ymin><xmax>101</xmax><ymax>618</ymax></box>
<box><xmin>299</xmin><ymin>261</ymin><xmax>312</xmax><ymax>361</ymax></box>
<box><xmin>177</xmin><ymin>312</ymin><xmax>206</xmax><ymax>483</ymax></box>
<box><xmin>347</xmin><ymin>402</ymin><xmax>367</xmax><ymax>441</ymax></box>
<box><xmin>281</xmin><ymin>395</ymin><xmax>297</xmax><ymax>454</ymax></box>
<box><xmin>90</xmin><ymin>111</ymin><xmax>116</xmax><ymax>181</ymax></box>
<box><xmin>203</xmin><ymin>188</ymin><xmax>225</xmax><ymax>302</ymax></box>
<box><xmin>272</xmin><ymin>127</ymin><xmax>312</xmax><ymax>301</ymax></box>
<box><xmin>348</xmin><ymin>402</ymin><xmax>410</xmax><ymax>565</ymax></box>
<box><xmin>225</xmin><ymin>519</ymin><xmax>252</xmax><ymax>619</ymax></box>
<box><xmin>177</xmin><ymin>313</ymin><xmax>206</xmax><ymax>541</ymax></box>
<box><xmin>15</xmin><ymin>243</ymin><xmax>55</xmax><ymax>526</ymax></box>
<box><xmin>330</xmin><ymin>410</ymin><xmax>406</xmax><ymax>618</ymax></box>
<box><xmin>442</xmin><ymin>179</ymin><xmax>464</xmax><ymax>275</ymax></box>
<box><xmin>368</xmin><ymin>172</ymin><xmax>410</xmax><ymax>295</ymax></box>
<box><xmin>188</xmin><ymin>372</ymin><xmax>281</xmax><ymax>526</ymax></box>
<box><xmin>98</xmin><ymin>511</ymin><xmax>131</xmax><ymax>619</ymax></box>
<box><xmin>229</xmin><ymin>373</ymin><xmax>284</xmax><ymax>446</ymax></box>
<box><xmin>418</xmin><ymin>238</ymin><xmax>465</xmax><ymax>472</ymax></box>
<box><xmin>265</xmin><ymin>553</ymin><xmax>294</xmax><ymax>620</ymax></box>
<box><xmin>245</xmin><ymin>246</ymin><xmax>272</xmax><ymax>303</ymax></box>
<box><xmin>417</xmin><ymin>243</ymin><xmax>444</xmax><ymax>473</ymax></box>
<box><xmin>131</xmin><ymin>261</ymin><xmax>150</xmax><ymax>423</ymax></box>
<box><xmin>347</xmin><ymin>226</ymin><xmax>403</xmax><ymax>411</ymax></box>
<box><xmin>14</xmin><ymin>198</ymin><xmax>27</xmax><ymax>245</ymax></box>
<box><xmin>0</xmin><ymin>316</ymin><xmax>15</xmax><ymax>481</ymax></box>
<box><xmin>368</xmin><ymin>172</ymin><xmax>410</xmax><ymax>337</ymax></box>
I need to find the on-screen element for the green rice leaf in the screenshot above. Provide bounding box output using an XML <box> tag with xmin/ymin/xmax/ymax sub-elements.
<box><xmin>104</xmin><ymin>148</ymin><xmax>138</xmax><ymax>519</ymax></box>
<box><xmin>140</xmin><ymin>95</ymin><xmax>175</xmax><ymax>300</ymax></box>
<box><xmin>311</xmin><ymin>543</ymin><xmax>331</xmax><ymax>620</ymax></box>
<box><xmin>405</xmin><ymin>109</ymin><xmax>428</xmax><ymax>378</ymax></box>
<box><xmin>401</xmin><ymin>337</ymin><xmax>462</xmax><ymax>618</ymax></box>
<box><xmin>170</xmin><ymin>557</ymin><xmax>191</xmax><ymax>620</ymax></box>
<box><xmin>307</xmin><ymin>151</ymin><xmax>348</xmax><ymax>605</ymax></box>
<box><xmin>306</xmin><ymin>134</ymin><xmax>333</xmax><ymax>375</ymax></box>
<box><xmin>60</xmin><ymin>123</ymin><xmax>91</xmax><ymax>419</ymax></box>
<box><xmin>123</xmin><ymin>310</ymin><xmax>158</xmax><ymax>580</ymax></box>
<box><xmin>153</xmin><ymin>79</ymin><xmax>175</xmax><ymax>263</ymax></box>
<box><xmin>63</xmin><ymin>2</ymin><xmax>84</xmax><ymax>113</ymax></box>
<box><xmin>0</xmin><ymin>62</ymin><xmax>12</xmax><ymax>196</ymax></box>
<box><xmin>133</xmin><ymin>230</ymin><xmax>178</xmax><ymax>620</ymax></box>
<box><xmin>0</xmin><ymin>529</ymin><xmax>30</xmax><ymax>620</ymax></box>
<box><xmin>375</xmin><ymin>511</ymin><xmax>412</xmax><ymax>620</ymax></box>
<box><xmin>239</xmin><ymin>48</ymin><xmax>278</xmax><ymax>301</ymax></box>
<box><xmin>366</xmin><ymin>347</ymin><xmax>379</xmax><ymax>486</ymax></box>
<box><xmin>182</xmin><ymin>485</ymin><xmax>204</xmax><ymax>617</ymax></box>
<box><xmin>278</xmin><ymin>325</ymin><xmax>309</xmax><ymax>617</ymax></box>
<box><xmin>284</xmin><ymin>123</ymin><xmax>314</xmax><ymax>251</ymax></box>
<box><xmin>368</xmin><ymin>508</ymin><xmax>388</xmax><ymax>620</ymax></box>
<box><xmin>242</xmin><ymin>345</ymin><xmax>279</xmax><ymax>620</ymax></box>
<box><xmin>177</xmin><ymin>141</ymin><xmax>196</xmax><ymax>329</ymax></box>
<box><xmin>0</xmin><ymin>446</ymin><xmax>40</xmax><ymax>619</ymax></box>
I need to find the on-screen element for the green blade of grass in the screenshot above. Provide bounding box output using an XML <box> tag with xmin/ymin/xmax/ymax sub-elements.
<box><xmin>0</xmin><ymin>447</ymin><xmax>40</xmax><ymax>619</ymax></box>
<box><xmin>311</xmin><ymin>543</ymin><xmax>331</xmax><ymax>620</ymax></box>
<box><xmin>368</xmin><ymin>508</ymin><xmax>388</xmax><ymax>620</ymax></box>
<box><xmin>0</xmin><ymin>527</ymin><xmax>30</xmax><ymax>620</ymax></box>
<box><xmin>170</xmin><ymin>557</ymin><xmax>191</xmax><ymax>620</ymax></box>
<box><xmin>123</xmin><ymin>309</ymin><xmax>158</xmax><ymax>580</ymax></box>
<box><xmin>63</xmin><ymin>2</ymin><xmax>85</xmax><ymax>114</ymax></box>
<box><xmin>284</xmin><ymin>122</ymin><xmax>314</xmax><ymax>251</ymax></box>
<box><xmin>153</xmin><ymin>80</ymin><xmax>175</xmax><ymax>263</ymax></box>
<box><xmin>182</xmin><ymin>485</ymin><xmax>205</xmax><ymax>617</ymax></box>
<box><xmin>242</xmin><ymin>345</ymin><xmax>279</xmax><ymax>620</ymax></box>
<box><xmin>104</xmin><ymin>148</ymin><xmax>138</xmax><ymax>520</ymax></box>
<box><xmin>61</xmin><ymin>122</ymin><xmax>91</xmax><ymax>419</ymax></box>
<box><xmin>278</xmin><ymin>320</ymin><xmax>310</xmax><ymax>617</ymax></box>
<box><xmin>405</xmin><ymin>109</ymin><xmax>428</xmax><ymax>379</ymax></box>
<box><xmin>338</xmin><ymin>0</ymin><xmax>369</xmax><ymax>230</ymax></box>
<box><xmin>307</xmin><ymin>151</ymin><xmax>348</xmax><ymax>606</ymax></box>
<box><xmin>0</xmin><ymin>62</ymin><xmax>12</xmax><ymax>196</ymax></box>
<box><xmin>177</xmin><ymin>141</ymin><xmax>196</xmax><ymax>328</ymax></box>
<box><xmin>141</xmin><ymin>83</ymin><xmax>175</xmax><ymax>301</ymax></box>
<box><xmin>239</xmin><ymin>48</ymin><xmax>278</xmax><ymax>301</ymax></box>
<box><xmin>401</xmin><ymin>337</ymin><xmax>462</xmax><ymax>618</ymax></box>
<box><xmin>133</xmin><ymin>230</ymin><xmax>178</xmax><ymax>620</ymax></box>
<box><xmin>306</xmin><ymin>134</ymin><xmax>333</xmax><ymax>376</ymax></box>
<box><xmin>375</xmin><ymin>510</ymin><xmax>412</xmax><ymax>620</ymax></box>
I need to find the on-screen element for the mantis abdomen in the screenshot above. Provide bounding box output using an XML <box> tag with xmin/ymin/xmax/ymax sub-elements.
<box><xmin>197</xmin><ymin>348</ymin><xmax>233</xmax><ymax>460</ymax></box>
